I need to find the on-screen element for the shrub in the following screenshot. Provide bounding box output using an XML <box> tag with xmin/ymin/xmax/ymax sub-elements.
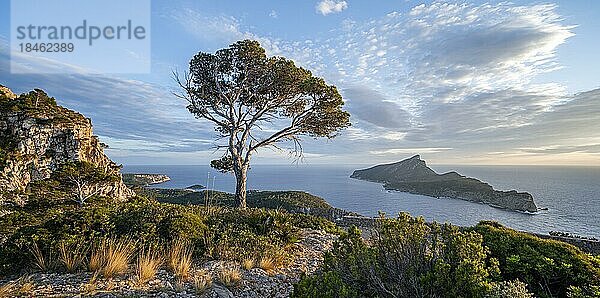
<box><xmin>474</xmin><ymin>221</ymin><xmax>600</xmax><ymax>298</ymax></box>
<box><xmin>241</xmin><ymin>258</ymin><xmax>254</xmax><ymax>270</ymax></box>
<box><xmin>258</xmin><ymin>257</ymin><xmax>276</xmax><ymax>275</ymax></box>
<box><xmin>292</xmin><ymin>271</ymin><xmax>358</xmax><ymax>298</ymax></box>
<box><xmin>90</xmin><ymin>238</ymin><xmax>136</xmax><ymax>278</ymax></box>
<box><xmin>487</xmin><ymin>280</ymin><xmax>534</xmax><ymax>298</ymax></box>
<box><xmin>295</xmin><ymin>213</ymin><xmax>499</xmax><ymax>298</ymax></box>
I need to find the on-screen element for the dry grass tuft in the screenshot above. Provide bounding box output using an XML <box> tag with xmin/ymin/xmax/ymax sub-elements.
<box><xmin>218</xmin><ymin>267</ymin><xmax>242</xmax><ymax>288</ymax></box>
<box><xmin>0</xmin><ymin>281</ymin><xmax>16</xmax><ymax>298</ymax></box>
<box><xmin>136</xmin><ymin>248</ymin><xmax>162</xmax><ymax>284</ymax></box>
<box><xmin>82</xmin><ymin>273</ymin><xmax>99</xmax><ymax>294</ymax></box>
<box><xmin>88</xmin><ymin>238</ymin><xmax>135</xmax><ymax>278</ymax></box>
<box><xmin>0</xmin><ymin>276</ymin><xmax>35</xmax><ymax>297</ymax></box>
<box><xmin>166</xmin><ymin>238</ymin><xmax>194</xmax><ymax>281</ymax></box>
<box><xmin>241</xmin><ymin>258</ymin><xmax>255</xmax><ymax>270</ymax></box>
<box><xmin>29</xmin><ymin>242</ymin><xmax>53</xmax><ymax>272</ymax></box>
<box><xmin>258</xmin><ymin>257</ymin><xmax>276</xmax><ymax>275</ymax></box>
<box><xmin>16</xmin><ymin>276</ymin><xmax>35</xmax><ymax>295</ymax></box>
<box><xmin>58</xmin><ymin>241</ymin><xmax>88</xmax><ymax>273</ymax></box>
<box><xmin>193</xmin><ymin>270</ymin><xmax>212</xmax><ymax>294</ymax></box>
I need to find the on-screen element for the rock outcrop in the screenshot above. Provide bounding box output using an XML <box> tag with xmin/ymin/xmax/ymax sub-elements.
<box><xmin>122</xmin><ymin>173</ymin><xmax>171</xmax><ymax>187</ymax></box>
<box><xmin>351</xmin><ymin>155</ymin><xmax>538</xmax><ymax>212</ymax></box>
<box><xmin>0</xmin><ymin>86</ymin><xmax>134</xmax><ymax>205</ymax></box>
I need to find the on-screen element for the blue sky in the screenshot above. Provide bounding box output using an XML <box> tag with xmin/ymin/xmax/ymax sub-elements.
<box><xmin>1</xmin><ymin>0</ymin><xmax>600</xmax><ymax>165</ymax></box>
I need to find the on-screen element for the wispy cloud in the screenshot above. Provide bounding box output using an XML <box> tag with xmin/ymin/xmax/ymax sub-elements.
<box><xmin>370</xmin><ymin>148</ymin><xmax>453</xmax><ymax>155</ymax></box>
<box><xmin>316</xmin><ymin>0</ymin><xmax>348</xmax><ymax>15</ymax></box>
<box><xmin>2</xmin><ymin>2</ymin><xmax>598</xmax><ymax>165</ymax></box>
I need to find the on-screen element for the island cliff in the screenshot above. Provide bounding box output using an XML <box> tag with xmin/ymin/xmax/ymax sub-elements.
<box><xmin>351</xmin><ymin>155</ymin><xmax>538</xmax><ymax>212</ymax></box>
<box><xmin>0</xmin><ymin>86</ymin><xmax>134</xmax><ymax>206</ymax></box>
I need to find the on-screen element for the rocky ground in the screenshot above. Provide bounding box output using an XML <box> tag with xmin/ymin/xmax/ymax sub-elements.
<box><xmin>0</xmin><ymin>229</ymin><xmax>337</xmax><ymax>298</ymax></box>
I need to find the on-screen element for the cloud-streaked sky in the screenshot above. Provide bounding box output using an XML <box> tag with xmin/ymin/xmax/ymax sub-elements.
<box><xmin>1</xmin><ymin>0</ymin><xmax>599</xmax><ymax>166</ymax></box>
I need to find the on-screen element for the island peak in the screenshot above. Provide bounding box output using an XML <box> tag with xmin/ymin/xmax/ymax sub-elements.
<box><xmin>351</xmin><ymin>155</ymin><xmax>538</xmax><ymax>212</ymax></box>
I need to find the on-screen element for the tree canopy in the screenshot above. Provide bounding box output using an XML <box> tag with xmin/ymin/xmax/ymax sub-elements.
<box><xmin>176</xmin><ymin>40</ymin><xmax>350</xmax><ymax>208</ymax></box>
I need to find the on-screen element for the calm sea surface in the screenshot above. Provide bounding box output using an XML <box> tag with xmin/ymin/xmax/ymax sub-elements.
<box><xmin>123</xmin><ymin>164</ymin><xmax>600</xmax><ymax>238</ymax></box>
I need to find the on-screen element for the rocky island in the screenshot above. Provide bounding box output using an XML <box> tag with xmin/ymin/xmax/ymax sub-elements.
<box><xmin>351</xmin><ymin>155</ymin><xmax>539</xmax><ymax>212</ymax></box>
<box><xmin>122</xmin><ymin>173</ymin><xmax>171</xmax><ymax>187</ymax></box>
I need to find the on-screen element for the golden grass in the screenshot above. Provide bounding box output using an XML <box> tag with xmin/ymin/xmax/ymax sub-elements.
<box><xmin>136</xmin><ymin>248</ymin><xmax>162</xmax><ymax>284</ymax></box>
<box><xmin>88</xmin><ymin>238</ymin><xmax>135</xmax><ymax>278</ymax></box>
<box><xmin>0</xmin><ymin>281</ymin><xmax>16</xmax><ymax>298</ymax></box>
<box><xmin>258</xmin><ymin>257</ymin><xmax>276</xmax><ymax>275</ymax></box>
<box><xmin>29</xmin><ymin>242</ymin><xmax>52</xmax><ymax>272</ymax></box>
<box><xmin>0</xmin><ymin>276</ymin><xmax>35</xmax><ymax>297</ymax></box>
<box><xmin>193</xmin><ymin>270</ymin><xmax>212</xmax><ymax>294</ymax></box>
<box><xmin>241</xmin><ymin>258</ymin><xmax>255</xmax><ymax>270</ymax></box>
<box><xmin>82</xmin><ymin>273</ymin><xmax>99</xmax><ymax>295</ymax></box>
<box><xmin>58</xmin><ymin>241</ymin><xmax>87</xmax><ymax>273</ymax></box>
<box><xmin>218</xmin><ymin>267</ymin><xmax>242</xmax><ymax>288</ymax></box>
<box><xmin>166</xmin><ymin>238</ymin><xmax>193</xmax><ymax>281</ymax></box>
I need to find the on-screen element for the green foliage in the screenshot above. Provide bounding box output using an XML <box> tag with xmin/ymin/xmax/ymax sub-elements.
<box><xmin>487</xmin><ymin>280</ymin><xmax>534</xmax><ymax>298</ymax></box>
<box><xmin>474</xmin><ymin>221</ymin><xmax>600</xmax><ymax>298</ymax></box>
<box><xmin>0</xmin><ymin>193</ymin><xmax>336</xmax><ymax>277</ymax></box>
<box><xmin>145</xmin><ymin>188</ymin><xmax>347</xmax><ymax>226</ymax></box>
<box><xmin>180</xmin><ymin>40</ymin><xmax>351</xmax><ymax>208</ymax></box>
<box><xmin>295</xmin><ymin>213</ymin><xmax>499</xmax><ymax>298</ymax></box>
<box><xmin>567</xmin><ymin>285</ymin><xmax>600</xmax><ymax>298</ymax></box>
<box><xmin>51</xmin><ymin>161</ymin><xmax>119</xmax><ymax>206</ymax></box>
<box><xmin>292</xmin><ymin>271</ymin><xmax>358</xmax><ymax>298</ymax></box>
<box><xmin>210</xmin><ymin>155</ymin><xmax>235</xmax><ymax>173</ymax></box>
<box><xmin>0</xmin><ymin>89</ymin><xmax>86</xmax><ymax>126</ymax></box>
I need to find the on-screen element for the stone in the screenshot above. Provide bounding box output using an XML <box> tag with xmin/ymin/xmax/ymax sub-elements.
<box><xmin>0</xmin><ymin>86</ymin><xmax>134</xmax><ymax>206</ymax></box>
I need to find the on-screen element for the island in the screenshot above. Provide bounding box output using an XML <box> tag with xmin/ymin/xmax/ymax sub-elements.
<box><xmin>351</xmin><ymin>155</ymin><xmax>539</xmax><ymax>212</ymax></box>
<box><xmin>184</xmin><ymin>184</ymin><xmax>206</xmax><ymax>191</ymax></box>
<box><xmin>122</xmin><ymin>173</ymin><xmax>170</xmax><ymax>187</ymax></box>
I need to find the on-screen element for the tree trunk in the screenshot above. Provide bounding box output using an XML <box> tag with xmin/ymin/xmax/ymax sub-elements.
<box><xmin>234</xmin><ymin>165</ymin><xmax>248</xmax><ymax>209</ymax></box>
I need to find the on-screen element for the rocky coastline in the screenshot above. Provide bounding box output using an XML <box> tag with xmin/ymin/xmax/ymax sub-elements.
<box><xmin>351</xmin><ymin>155</ymin><xmax>538</xmax><ymax>212</ymax></box>
<box><xmin>122</xmin><ymin>173</ymin><xmax>171</xmax><ymax>187</ymax></box>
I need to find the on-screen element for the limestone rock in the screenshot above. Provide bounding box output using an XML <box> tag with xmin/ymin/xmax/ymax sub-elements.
<box><xmin>0</xmin><ymin>86</ymin><xmax>134</xmax><ymax>205</ymax></box>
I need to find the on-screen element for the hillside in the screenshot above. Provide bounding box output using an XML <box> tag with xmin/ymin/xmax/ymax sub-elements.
<box><xmin>0</xmin><ymin>86</ymin><xmax>134</xmax><ymax>206</ymax></box>
<box><xmin>351</xmin><ymin>155</ymin><xmax>538</xmax><ymax>212</ymax></box>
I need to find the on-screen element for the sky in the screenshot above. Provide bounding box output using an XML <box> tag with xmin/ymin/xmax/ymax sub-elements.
<box><xmin>1</xmin><ymin>0</ymin><xmax>599</xmax><ymax>166</ymax></box>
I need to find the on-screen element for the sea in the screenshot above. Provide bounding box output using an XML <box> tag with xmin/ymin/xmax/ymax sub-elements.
<box><xmin>122</xmin><ymin>164</ymin><xmax>600</xmax><ymax>238</ymax></box>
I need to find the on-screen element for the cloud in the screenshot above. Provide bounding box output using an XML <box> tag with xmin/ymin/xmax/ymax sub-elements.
<box><xmin>343</xmin><ymin>86</ymin><xmax>411</xmax><ymax>129</ymax></box>
<box><xmin>316</xmin><ymin>0</ymin><xmax>348</xmax><ymax>15</ymax></box>
<box><xmin>370</xmin><ymin>148</ymin><xmax>452</xmax><ymax>155</ymax></box>
<box><xmin>3</xmin><ymin>2</ymin><xmax>597</xmax><ymax>165</ymax></box>
<box><xmin>167</xmin><ymin>8</ymin><xmax>284</xmax><ymax>55</ymax></box>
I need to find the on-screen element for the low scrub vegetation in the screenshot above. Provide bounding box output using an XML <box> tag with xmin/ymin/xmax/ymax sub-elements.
<box><xmin>193</xmin><ymin>270</ymin><xmax>212</xmax><ymax>294</ymax></box>
<box><xmin>0</xmin><ymin>191</ymin><xmax>336</xmax><ymax>278</ymax></box>
<box><xmin>218</xmin><ymin>267</ymin><xmax>242</xmax><ymax>288</ymax></box>
<box><xmin>473</xmin><ymin>221</ymin><xmax>600</xmax><ymax>298</ymax></box>
<box><xmin>293</xmin><ymin>213</ymin><xmax>599</xmax><ymax>298</ymax></box>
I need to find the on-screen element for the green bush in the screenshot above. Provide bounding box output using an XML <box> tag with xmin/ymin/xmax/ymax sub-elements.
<box><xmin>487</xmin><ymin>280</ymin><xmax>534</xmax><ymax>298</ymax></box>
<box><xmin>0</xmin><ymin>194</ymin><xmax>334</xmax><ymax>277</ymax></box>
<box><xmin>474</xmin><ymin>221</ymin><xmax>600</xmax><ymax>298</ymax></box>
<box><xmin>293</xmin><ymin>271</ymin><xmax>358</xmax><ymax>298</ymax></box>
<box><xmin>294</xmin><ymin>213</ymin><xmax>499</xmax><ymax>298</ymax></box>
